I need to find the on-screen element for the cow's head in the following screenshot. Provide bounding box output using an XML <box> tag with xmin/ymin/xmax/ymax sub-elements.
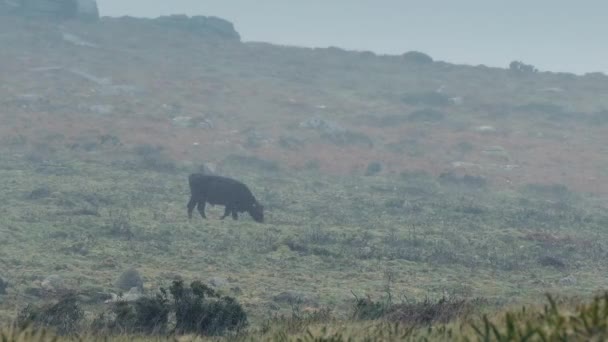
<box><xmin>249</xmin><ymin>201</ymin><xmax>264</xmax><ymax>223</ymax></box>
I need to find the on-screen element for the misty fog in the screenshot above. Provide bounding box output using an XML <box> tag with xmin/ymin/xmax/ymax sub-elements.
<box><xmin>0</xmin><ymin>0</ymin><xmax>607</xmax><ymax>339</ymax></box>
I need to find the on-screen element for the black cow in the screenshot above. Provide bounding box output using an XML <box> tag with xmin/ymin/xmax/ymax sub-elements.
<box><xmin>187</xmin><ymin>174</ymin><xmax>264</xmax><ymax>223</ymax></box>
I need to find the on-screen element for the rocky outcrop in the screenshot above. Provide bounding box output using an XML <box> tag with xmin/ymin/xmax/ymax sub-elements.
<box><xmin>0</xmin><ymin>0</ymin><xmax>99</xmax><ymax>21</ymax></box>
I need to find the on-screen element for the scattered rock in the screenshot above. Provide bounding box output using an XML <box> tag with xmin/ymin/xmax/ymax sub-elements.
<box><xmin>244</xmin><ymin>129</ymin><xmax>272</xmax><ymax>148</ymax></box>
<box><xmin>482</xmin><ymin>145</ymin><xmax>510</xmax><ymax>161</ymax></box>
<box><xmin>0</xmin><ymin>0</ymin><xmax>99</xmax><ymax>20</ymax></box>
<box><xmin>104</xmin><ymin>287</ymin><xmax>144</xmax><ymax>303</ymax></box>
<box><xmin>197</xmin><ymin>117</ymin><xmax>214</xmax><ymax>129</ymax></box>
<box><xmin>99</xmin><ymin>84</ymin><xmax>141</xmax><ymax>96</ymax></box>
<box><xmin>208</xmin><ymin>277</ymin><xmax>227</xmax><ymax>288</ymax></box>
<box><xmin>86</xmin><ymin>104</ymin><xmax>114</xmax><ymax>115</ymax></box>
<box><xmin>474</xmin><ymin>125</ymin><xmax>496</xmax><ymax>133</ymax></box>
<box><xmin>41</xmin><ymin>275</ymin><xmax>66</xmax><ymax>292</ymax></box>
<box><xmin>559</xmin><ymin>275</ymin><xmax>577</xmax><ymax>286</ymax></box>
<box><xmin>299</xmin><ymin>117</ymin><xmax>345</xmax><ymax>134</ymax></box>
<box><xmin>115</xmin><ymin>268</ymin><xmax>144</xmax><ymax>291</ymax></box>
<box><xmin>153</xmin><ymin>14</ymin><xmax>240</xmax><ymax>40</ymax></box>
<box><xmin>62</xmin><ymin>32</ymin><xmax>98</xmax><ymax>48</ymax></box>
<box><xmin>172</xmin><ymin>116</ymin><xmax>193</xmax><ymax>128</ymax></box>
<box><xmin>538</xmin><ymin>87</ymin><xmax>564</xmax><ymax>93</ymax></box>
<box><xmin>449</xmin><ymin>96</ymin><xmax>464</xmax><ymax>105</ymax></box>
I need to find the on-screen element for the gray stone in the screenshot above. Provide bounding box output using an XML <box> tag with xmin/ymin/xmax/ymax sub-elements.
<box><xmin>62</xmin><ymin>32</ymin><xmax>98</xmax><ymax>48</ymax></box>
<box><xmin>87</xmin><ymin>104</ymin><xmax>114</xmax><ymax>115</ymax></box>
<box><xmin>0</xmin><ymin>0</ymin><xmax>99</xmax><ymax>20</ymax></box>
<box><xmin>299</xmin><ymin>117</ymin><xmax>345</xmax><ymax>134</ymax></box>
<box><xmin>41</xmin><ymin>274</ymin><xmax>65</xmax><ymax>292</ymax></box>
<box><xmin>558</xmin><ymin>275</ymin><xmax>577</xmax><ymax>286</ymax></box>
<box><xmin>105</xmin><ymin>287</ymin><xmax>144</xmax><ymax>303</ymax></box>
<box><xmin>208</xmin><ymin>276</ymin><xmax>227</xmax><ymax>288</ymax></box>
<box><xmin>172</xmin><ymin>116</ymin><xmax>193</xmax><ymax>128</ymax></box>
<box><xmin>115</xmin><ymin>268</ymin><xmax>143</xmax><ymax>291</ymax></box>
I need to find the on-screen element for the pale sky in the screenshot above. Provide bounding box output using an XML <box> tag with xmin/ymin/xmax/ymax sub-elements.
<box><xmin>97</xmin><ymin>1</ymin><xmax>607</xmax><ymax>75</ymax></box>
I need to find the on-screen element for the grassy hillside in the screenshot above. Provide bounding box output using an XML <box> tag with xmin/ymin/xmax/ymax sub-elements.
<box><xmin>0</xmin><ymin>14</ymin><xmax>608</xmax><ymax>339</ymax></box>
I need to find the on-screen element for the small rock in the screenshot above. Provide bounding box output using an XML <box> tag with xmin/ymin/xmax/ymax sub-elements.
<box><xmin>538</xmin><ymin>87</ymin><xmax>564</xmax><ymax>93</ymax></box>
<box><xmin>99</xmin><ymin>84</ymin><xmax>141</xmax><ymax>96</ymax></box>
<box><xmin>41</xmin><ymin>275</ymin><xmax>66</xmax><ymax>292</ymax></box>
<box><xmin>105</xmin><ymin>287</ymin><xmax>144</xmax><ymax>303</ymax></box>
<box><xmin>449</xmin><ymin>96</ymin><xmax>464</xmax><ymax>105</ymax></box>
<box><xmin>88</xmin><ymin>104</ymin><xmax>114</xmax><ymax>115</ymax></box>
<box><xmin>209</xmin><ymin>277</ymin><xmax>227</xmax><ymax>288</ymax></box>
<box><xmin>482</xmin><ymin>145</ymin><xmax>510</xmax><ymax>161</ymax></box>
<box><xmin>172</xmin><ymin>116</ymin><xmax>193</xmax><ymax>127</ymax></box>
<box><xmin>15</xmin><ymin>93</ymin><xmax>47</xmax><ymax>104</ymax></box>
<box><xmin>62</xmin><ymin>32</ymin><xmax>98</xmax><ymax>48</ymax></box>
<box><xmin>474</xmin><ymin>125</ymin><xmax>496</xmax><ymax>133</ymax></box>
<box><xmin>559</xmin><ymin>275</ymin><xmax>577</xmax><ymax>286</ymax></box>
<box><xmin>115</xmin><ymin>268</ymin><xmax>144</xmax><ymax>291</ymax></box>
<box><xmin>197</xmin><ymin>118</ymin><xmax>214</xmax><ymax>129</ymax></box>
<box><xmin>299</xmin><ymin>117</ymin><xmax>345</xmax><ymax>134</ymax></box>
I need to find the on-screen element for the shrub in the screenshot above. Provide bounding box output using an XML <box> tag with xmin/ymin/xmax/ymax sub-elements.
<box><xmin>472</xmin><ymin>294</ymin><xmax>608</xmax><ymax>341</ymax></box>
<box><xmin>170</xmin><ymin>280</ymin><xmax>248</xmax><ymax>336</ymax></box>
<box><xmin>509</xmin><ymin>60</ymin><xmax>538</xmax><ymax>73</ymax></box>
<box><xmin>132</xmin><ymin>144</ymin><xmax>176</xmax><ymax>172</ymax></box>
<box><xmin>353</xmin><ymin>294</ymin><xmax>477</xmax><ymax>326</ymax></box>
<box><xmin>93</xmin><ymin>280</ymin><xmax>246</xmax><ymax>336</ymax></box>
<box><xmin>93</xmin><ymin>291</ymin><xmax>170</xmax><ymax>334</ymax></box>
<box><xmin>16</xmin><ymin>294</ymin><xmax>84</xmax><ymax>335</ymax></box>
<box><xmin>365</xmin><ymin>161</ymin><xmax>382</xmax><ymax>176</ymax></box>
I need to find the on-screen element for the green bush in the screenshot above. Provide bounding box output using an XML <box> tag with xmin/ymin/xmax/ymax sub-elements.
<box><xmin>16</xmin><ymin>294</ymin><xmax>84</xmax><ymax>335</ymax></box>
<box><xmin>170</xmin><ymin>280</ymin><xmax>248</xmax><ymax>336</ymax></box>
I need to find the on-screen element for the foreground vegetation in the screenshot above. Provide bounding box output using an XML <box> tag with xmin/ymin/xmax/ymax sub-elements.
<box><xmin>5</xmin><ymin>293</ymin><xmax>608</xmax><ymax>340</ymax></box>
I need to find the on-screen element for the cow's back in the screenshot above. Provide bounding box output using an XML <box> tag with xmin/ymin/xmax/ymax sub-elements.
<box><xmin>189</xmin><ymin>174</ymin><xmax>255</xmax><ymax>208</ymax></box>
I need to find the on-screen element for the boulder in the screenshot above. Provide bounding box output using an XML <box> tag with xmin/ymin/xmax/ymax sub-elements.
<box><xmin>0</xmin><ymin>0</ymin><xmax>99</xmax><ymax>21</ymax></box>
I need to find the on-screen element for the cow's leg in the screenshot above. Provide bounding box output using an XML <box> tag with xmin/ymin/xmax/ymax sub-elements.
<box><xmin>231</xmin><ymin>210</ymin><xmax>238</xmax><ymax>220</ymax></box>
<box><xmin>187</xmin><ymin>196</ymin><xmax>196</xmax><ymax>220</ymax></box>
<box><xmin>221</xmin><ymin>206</ymin><xmax>231</xmax><ymax>220</ymax></box>
<box><xmin>196</xmin><ymin>200</ymin><xmax>207</xmax><ymax>219</ymax></box>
